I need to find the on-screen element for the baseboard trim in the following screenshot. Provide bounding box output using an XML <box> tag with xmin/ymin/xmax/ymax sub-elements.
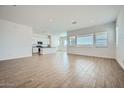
<box><xmin>115</xmin><ymin>59</ymin><xmax>124</xmax><ymax>71</ymax></box>
<box><xmin>67</xmin><ymin>53</ymin><xmax>116</xmax><ymax>60</ymax></box>
<box><xmin>0</xmin><ymin>55</ymin><xmax>32</xmax><ymax>61</ymax></box>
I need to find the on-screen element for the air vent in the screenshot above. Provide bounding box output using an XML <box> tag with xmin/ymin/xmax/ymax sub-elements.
<box><xmin>12</xmin><ymin>5</ymin><xmax>16</xmax><ymax>7</ymax></box>
<box><xmin>72</xmin><ymin>21</ymin><xmax>77</xmax><ymax>24</ymax></box>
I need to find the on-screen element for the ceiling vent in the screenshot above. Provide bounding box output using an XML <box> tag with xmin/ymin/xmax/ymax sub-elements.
<box><xmin>72</xmin><ymin>21</ymin><xmax>77</xmax><ymax>24</ymax></box>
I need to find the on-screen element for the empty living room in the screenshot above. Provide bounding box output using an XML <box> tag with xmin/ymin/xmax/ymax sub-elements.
<box><xmin>0</xmin><ymin>4</ymin><xmax>124</xmax><ymax>90</ymax></box>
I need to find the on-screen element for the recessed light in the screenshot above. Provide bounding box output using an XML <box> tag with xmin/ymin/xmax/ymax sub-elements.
<box><xmin>76</xmin><ymin>15</ymin><xmax>79</xmax><ymax>18</ymax></box>
<box><xmin>90</xmin><ymin>20</ymin><xmax>94</xmax><ymax>23</ymax></box>
<box><xmin>49</xmin><ymin>19</ymin><xmax>54</xmax><ymax>22</ymax></box>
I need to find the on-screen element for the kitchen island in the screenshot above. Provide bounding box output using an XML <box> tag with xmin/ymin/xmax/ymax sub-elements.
<box><xmin>32</xmin><ymin>47</ymin><xmax>57</xmax><ymax>54</ymax></box>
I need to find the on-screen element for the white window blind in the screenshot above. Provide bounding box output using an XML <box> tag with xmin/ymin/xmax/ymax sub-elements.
<box><xmin>77</xmin><ymin>34</ymin><xmax>93</xmax><ymax>46</ymax></box>
<box><xmin>69</xmin><ymin>36</ymin><xmax>76</xmax><ymax>46</ymax></box>
<box><xmin>95</xmin><ymin>32</ymin><xmax>108</xmax><ymax>47</ymax></box>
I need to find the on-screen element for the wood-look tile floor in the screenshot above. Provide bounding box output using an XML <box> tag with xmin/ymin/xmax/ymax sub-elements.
<box><xmin>0</xmin><ymin>52</ymin><xmax>124</xmax><ymax>88</ymax></box>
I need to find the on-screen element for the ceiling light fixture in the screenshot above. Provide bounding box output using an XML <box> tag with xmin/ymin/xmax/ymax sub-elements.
<box><xmin>90</xmin><ymin>20</ymin><xmax>94</xmax><ymax>23</ymax></box>
<box><xmin>49</xmin><ymin>19</ymin><xmax>54</xmax><ymax>22</ymax></box>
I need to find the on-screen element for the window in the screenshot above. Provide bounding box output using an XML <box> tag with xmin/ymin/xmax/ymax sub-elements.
<box><xmin>69</xmin><ymin>36</ymin><xmax>76</xmax><ymax>46</ymax></box>
<box><xmin>95</xmin><ymin>32</ymin><xmax>108</xmax><ymax>47</ymax></box>
<box><xmin>68</xmin><ymin>31</ymin><xmax>108</xmax><ymax>48</ymax></box>
<box><xmin>64</xmin><ymin>39</ymin><xmax>67</xmax><ymax>46</ymax></box>
<box><xmin>77</xmin><ymin>34</ymin><xmax>93</xmax><ymax>46</ymax></box>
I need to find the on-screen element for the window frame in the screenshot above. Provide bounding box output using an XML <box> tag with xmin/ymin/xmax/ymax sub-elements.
<box><xmin>67</xmin><ymin>31</ymin><xmax>108</xmax><ymax>48</ymax></box>
<box><xmin>68</xmin><ymin>36</ymin><xmax>76</xmax><ymax>47</ymax></box>
<box><xmin>64</xmin><ymin>39</ymin><xmax>67</xmax><ymax>47</ymax></box>
<box><xmin>94</xmin><ymin>31</ymin><xmax>108</xmax><ymax>48</ymax></box>
<box><xmin>76</xmin><ymin>34</ymin><xmax>94</xmax><ymax>47</ymax></box>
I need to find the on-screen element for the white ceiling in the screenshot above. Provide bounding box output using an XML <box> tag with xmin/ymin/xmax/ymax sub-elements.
<box><xmin>0</xmin><ymin>5</ymin><xmax>122</xmax><ymax>34</ymax></box>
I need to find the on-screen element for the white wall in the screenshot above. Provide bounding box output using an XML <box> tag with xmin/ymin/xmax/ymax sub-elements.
<box><xmin>116</xmin><ymin>8</ymin><xmax>124</xmax><ymax>69</ymax></box>
<box><xmin>0</xmin><ymin>19</ymin><xmax>32</xmax><ymax>61</ymax></box>
<box><xmin>58</xmin><ymin>36</ymin><xmax>67</xmax><ymax>51</ymax></box>
<box><xmin>67</xmin><ymin>22</ymin><xmax>116</xmax><ymax>59</ymax></box>
<box><xmin>51</xmin><ymin>35</ymin><xmax>59</xmax><ymax>47</ymax></box>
